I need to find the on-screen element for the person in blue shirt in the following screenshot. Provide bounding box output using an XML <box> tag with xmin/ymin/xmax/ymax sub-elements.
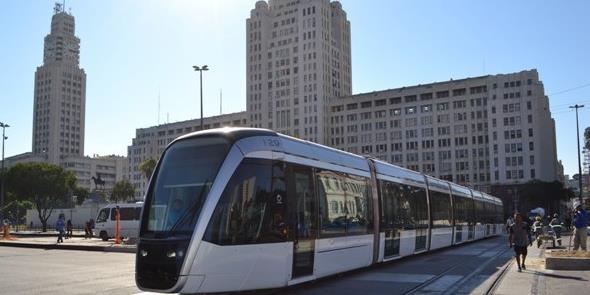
<box><xmin>572</xmin><ymin>202</ymin><xmax>587</xmax><ymax>251</ymax></box>
<box><xmin>55</xmin><ymin>214</ymin><xmax>66</xmax><ymax>243</ymax></box>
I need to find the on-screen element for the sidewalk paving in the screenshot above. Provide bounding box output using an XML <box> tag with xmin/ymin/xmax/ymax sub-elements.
<box><xmin>0</xmin><ymin>235</ymin><xmax>136</xmax><ymax>253</ymax></box>
<box><xmin>494</xmin><ymin>234</ymin><xmax>590</xmax><ymax>295</ymax></box>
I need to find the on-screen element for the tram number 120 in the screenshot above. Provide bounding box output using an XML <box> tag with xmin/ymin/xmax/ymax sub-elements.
<box><xmin>263</xmin><ymin>138</ymin><xmax>281</xmax><ymax>147</ymax></box>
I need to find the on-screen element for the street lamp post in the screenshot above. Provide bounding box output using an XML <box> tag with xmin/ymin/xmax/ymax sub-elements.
<box><xmin>0</xmin><ymin>122</ymin><xmax>9</xmax><ymax>211</ymax></box>
<box><xmin>192</xmin><ymin>65</ymin><xmax>209</xmax><ymax>130</ymax></box>
<box><xmin>570</xmin><ymin>104</ymin><xmax>585</xmax><ymax>204</ymax></box>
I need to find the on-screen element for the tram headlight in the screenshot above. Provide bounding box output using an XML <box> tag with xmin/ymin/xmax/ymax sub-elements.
<box><xmin>140</xmin><ymin>249</ymin><xmax>148</xmax><ymax>257</ymax></box>
<box><xmin>177</xmin><ymin>250</ymin><xmax>184</xmax><ymax>257</ymax></box>
<box><xmin>167</xmin><ymin>250</ymin><xmax>176</xmax><ymax>258</ymax></box>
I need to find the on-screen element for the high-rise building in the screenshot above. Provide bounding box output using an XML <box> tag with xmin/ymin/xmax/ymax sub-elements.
<box><xmin>32</xmin><ymin>3</ymin><xmax>86</xmax><ymax>164</ymax></box>
<box><xmin>327</xmin><ymin>70</ymin><xmax>559</xmax><ymax>192</ymax></box>
<box><xmin>2</xmin><ymin>4</ymin><xmax>128</xmax><ymax>194</ymax></box>
<box><xmin>246</xmin><ymin>0</ymin><xmax>351</xmax><ymax>143</ymax></box>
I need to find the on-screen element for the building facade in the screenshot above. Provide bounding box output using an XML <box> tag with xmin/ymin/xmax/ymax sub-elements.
<box><xmin>327</xmin><ymin>70</ymin><xmax>559</xmax><ymax>192</ymax></box>
<box><xmin>61</xmin><ymin>155</ymin><xmax>127</xmax><ymax>192</ymax></box>
<box><xmin>32</xmin><ymin>4</ymin><xmax>86</xmax><ymax>164</ymax></box>
<box><xmin>246</xmin><ymin>0</ymin><xmax>351</xmax><ymax>143</ymax></box>
<box><xmin>127</xmin><ymin>112</ymin><xmax>248</xmax><ymax>199</ymax></box>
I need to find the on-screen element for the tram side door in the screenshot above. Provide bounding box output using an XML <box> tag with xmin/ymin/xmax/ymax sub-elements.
<box><xmin>288</xmin><ymin>165</ymin><xmax>316</xmax><ymax>279</ymax></box>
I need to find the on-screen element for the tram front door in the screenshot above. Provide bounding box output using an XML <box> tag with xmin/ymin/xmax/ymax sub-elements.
<box><xmin>288</xmin><ymin>165</ymin><xmax>316</xmax><ymax>279</ymax></box>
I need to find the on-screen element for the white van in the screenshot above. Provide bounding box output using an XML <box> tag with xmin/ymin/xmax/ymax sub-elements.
<box><xmin>95</xmin><ymin>203</ymin><xmax>143</xmax><ymax>241</ymax></box>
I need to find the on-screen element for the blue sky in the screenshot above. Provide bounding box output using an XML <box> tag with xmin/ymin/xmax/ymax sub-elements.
<box><xmin>1</xmin><ymin>0</ymin><xmax>589</xmax><ymax>177</ymax></box>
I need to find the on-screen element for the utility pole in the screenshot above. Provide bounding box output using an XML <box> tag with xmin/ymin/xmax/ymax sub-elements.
<box><xmin>570</xmin><ymin>104</ymin><xmax>585</xmax><ymax>203</ymax></box>
<box><xmin>193</xmin><ymin>65</ymin><xmax>209</xmax><ymax>130</ymax></box>
<box><xmin>0</xmin><ymin>122</ymin><xmax>9</xmax><ymax>211</ymax></box>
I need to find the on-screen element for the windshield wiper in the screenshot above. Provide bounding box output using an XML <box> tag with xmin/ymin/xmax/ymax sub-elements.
<box><xmin>167</xmin><ymin>179</ymin><xmax>210</xmax><ymax>237</ymax></box>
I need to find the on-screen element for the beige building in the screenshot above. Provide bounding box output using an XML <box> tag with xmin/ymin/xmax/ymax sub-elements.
<box><xmin>127</xmin><ymin>112</ymin><xmax>248</xmax><ymax>199</ymax></box>
<box><xmin>32</xmin><ymin>4</ymin><xmax>86</xmax><ymax>164</ymax></box>
<box><xmin>246</xmin><ymin>0</ymin><xmax>351</xmax><ymax>143</ymax></box>
<box><xmin>327</xmin><ymin>70</ymin><xmax>559</xmax><ymax>192</ymax></box>
<box><xmin>61</xmin><ymin>155</ymin><xmax>127</xmax><ymax>192</ymax></box>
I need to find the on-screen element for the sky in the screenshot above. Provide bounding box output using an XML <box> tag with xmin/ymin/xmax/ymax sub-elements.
<box><xmin>1</xmin><ymin>0</ymin><xmax>589</xmax><ymax>177</ymax></box>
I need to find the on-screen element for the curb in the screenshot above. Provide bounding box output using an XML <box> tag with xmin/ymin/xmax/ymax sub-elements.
<box><xmin>0</xmin><ymin>241</ymin><xmax>136</xmax><ymax>253</ymax></box>
<box><xmin>545</xmin><ymin>255</ymin><xmax>590</xmax><ymax>270</ymax></box>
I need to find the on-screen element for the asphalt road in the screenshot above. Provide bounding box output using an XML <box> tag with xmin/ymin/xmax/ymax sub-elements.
<box><xmin>1</xmin><ymin>238</ymin><xmax>512</xmax><ymax>295</ymax></box>
<box><xmin>0</xmin><ymin>247</ymin><xmax>140</xmax><ymax>295</ymax></box>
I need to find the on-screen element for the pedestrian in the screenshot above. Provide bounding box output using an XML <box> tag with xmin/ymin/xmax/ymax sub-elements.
<box><xmin>550</xmin><ymin>213</ymin><xmax>562</xmax><ymax>246</ymax></box>
<box><xmin>572</xmin><ymin>202</ymin><xmax>588</xmax><ymax>251</ymax></box>
<box><xmin>84</xmin><ymin>221</ymin><xmax>91</xmax><ymax>239</ymax></box>
<box><xmin>509</xmin><ymin>213</ymin><xmax>532</xmax><ymax>272</ymax></box>
<box><xmin>66</xmin><ymin>219</ymin><xmax>73</xmax><ymax>239</ymax></box>
<box><xmin>55</xmin><ymin>214</ymin><xmax>66</xmax><ymax>243</ymax></box>
<box><xmin>29</xmin><ymin>221</ymin><xmax>33</xmax><ymax>231</ymax></box>
<box><xmin>564</xmin><ymin>214</ymin><xmax>572</xmax><ymax>231</ymax></box>
<box><xmin>505</xmin><ymin>215</ymin><xmax>514</xmax><ymax>233</ymax></box>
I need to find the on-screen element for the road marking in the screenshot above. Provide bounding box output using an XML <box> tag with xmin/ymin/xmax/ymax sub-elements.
<box><xmin>352</xmin><ymin>272</ymin><xmax>434</xmax><ymax>283</ymax></box>
<box><xmin>421</xmin><ymin>275</ymin><xmax>463</xmax><ymax>291</ymax></box>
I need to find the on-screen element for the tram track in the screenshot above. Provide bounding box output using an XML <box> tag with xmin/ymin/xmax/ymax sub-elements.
<box><xmin>403</xmin><ymin>243</ymin><xmax>512</xmax><ymax>295</ymax></box>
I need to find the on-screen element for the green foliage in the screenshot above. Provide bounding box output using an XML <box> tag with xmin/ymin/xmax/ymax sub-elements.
<box><xmin>73</xmin><ymin>187</ymin><xmax>90</xmax><ymax>206</ymax></box>
<box><xmin>110</xmin><ymin>179</ymin><xmax>135</xmax><ymax>203</ymax></box>
<box><xmin>0</xmin><ymin>200</ymin><xmax>33</xmax><ymax>224</ymax></box>
<box><xmin>139</xmin><ymin>158</ymin><xmax>157</xmax><ymax>180</ymax></box>
<box><xmin>518</xmin><ymin>180</ymin><xmax>574</xmax><ymax>213</ymax></box>
<box><xmin>5</xmin><ymin>162</ymin><xmax>77</xmax><ymax>231</ymax></box>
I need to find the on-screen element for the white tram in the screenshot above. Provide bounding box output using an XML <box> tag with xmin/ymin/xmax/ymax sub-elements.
<box><xmin>136</xmin><ymin>128</ymin><xmax>504</xmax><ymax>293</ymax></box>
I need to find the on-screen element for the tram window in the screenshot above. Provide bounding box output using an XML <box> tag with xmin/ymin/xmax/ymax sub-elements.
<box><xmin>429</xmin><ymin>190</ymin><xmax>452</xmax><ymax>227</ymax></box>
<box><xmin>453</xmin><ymin>195</ymin><xmax>469</xmax><ymax>225</ymax></box>
<box><xmin>342</xmin><ymin>174</ymin><xmax>372</xmax><ymax>235</ymax></box>
<box><xmin>317</xmin><ymin>170</ymin><xmax>347</xmax><ymax>237</ymax></box>
<box><xmin>204</xmin><ymin>159</ymin><xmax>287</xmax><ymax>245</ymax></box>
<box><xmin>474</xmin><ymin>200</ymin><xmax>484</xmax><ymax>225</ymax></box>
<box><xmin>379</xmin><ymin>180</ymin><xmax>428</xmax><ymax>230</ymax></box>
<box><xmin>142</xmin><ymin>136</ymin><xmax>229</xmax><ymax>236</ymax></box>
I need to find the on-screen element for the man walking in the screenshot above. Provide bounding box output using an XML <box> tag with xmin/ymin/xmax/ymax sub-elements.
<box><xmin>509</xmin><ymin>213</ymin><xmax>531</xmax><ymax>272</ymax></box>
<box><xmin>572</xmin><ymin>202</ymin><xmax>588</xmax><ymax>251</ymax></box>
<box><xmin>55</xmin><ymin>214</ymin><xmax>65</xmax><ymax>244</ymax></box>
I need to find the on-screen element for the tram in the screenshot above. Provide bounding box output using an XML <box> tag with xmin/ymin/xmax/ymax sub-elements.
<box><xmin>136</xmin><ymin>128</ymin><xmax>504</xmax><ymax>293</ymax></box>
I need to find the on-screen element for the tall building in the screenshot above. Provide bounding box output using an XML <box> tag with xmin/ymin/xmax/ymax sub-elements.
<box><xmin>327</xmin><ymin>70</ymin><xmax>559</xmax><ymax>192</ymax></box>
<box><xmin>32</xmin><ymin>3</ymin><xmax>86</xmax><ymax>164</ymax></box>
<box><xmin>127</xmin><ymin>112</ymin><xmax>248</xmax><ymax>199</ymax></box>
<box><xmin>2</xmin><ymin>4</ymin><xmax>127</xmax><ymax>194</ymax></box>
<box><xmin>246</xmin><ymin>0</ymin><xmax>351</xmax><ymax>143</ymax></box>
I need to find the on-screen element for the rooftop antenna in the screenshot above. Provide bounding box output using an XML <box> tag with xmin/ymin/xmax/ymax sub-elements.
<box><xmin>220</xmin><ymin>89</ymin><xmax>223</xmax><ymax>115</ymax></box>
<box><xmin>167</xmin><ymin>113</ymin><xmax>169</xmax><ymax>124</ymax></box>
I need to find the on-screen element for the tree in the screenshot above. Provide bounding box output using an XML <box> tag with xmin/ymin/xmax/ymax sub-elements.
<box><xmin>139</xmin><ymin>158</ymin><xmax>157</xmax><ymax>180</ymax></box>
<box><xmin>73</xmin><ymin>187</ymin><xmax>90</xmax><ymax>206</ymax></box>
<box><xmin>110</xmin><ymin>180</ymin><xmax>135</xmax><ymax>203</ymax></box>
<box><xmin>0</xmin><ymin>199</ymin><xmax>33</xmax><ymax>227</ymax></box>
<box><xmin>518</xmin><ymin>180</ymin><xmax>574</xmax><ymax>214</ymax></box>
<box><xmin>5</xmin><ymin>163</ymin><xmax>76</xmax><ymax>232</ymax></box>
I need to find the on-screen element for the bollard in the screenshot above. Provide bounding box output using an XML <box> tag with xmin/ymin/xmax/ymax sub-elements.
<box><xmin>115</xmin><ymin>206</ymin><xmax>121</xmax><ymax>245</ymax></box>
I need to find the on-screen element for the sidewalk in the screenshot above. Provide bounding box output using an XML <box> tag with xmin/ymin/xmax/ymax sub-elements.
<box><xmin>0</xmin><ymin>235</ymin><xmax>136</xmax><ymax>253</ymax></box>
<box><xmin>494</xmin><ymin>234</ymin><xmax>589</xmax><ymax>295</ymax></box>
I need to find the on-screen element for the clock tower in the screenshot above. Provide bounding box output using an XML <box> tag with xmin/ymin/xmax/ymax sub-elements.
<box><xmin>32</xmin><ymin>3</ymin><xmax>87</xmax><ymax>164</ymax></box>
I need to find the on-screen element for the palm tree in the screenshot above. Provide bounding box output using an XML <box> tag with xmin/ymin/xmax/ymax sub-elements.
<box><xmin>110</xmin><ymin>180</ymin><xmax>135</xmax><ymax>203</ymax></box>
<box><xmin>139</xmin><ymin>158</ymin><xmax>157</xmax><ymax>181</ymax></box>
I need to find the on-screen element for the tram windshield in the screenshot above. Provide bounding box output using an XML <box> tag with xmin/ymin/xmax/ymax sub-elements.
<box><xmin>141</xmin><ymin>136</ymin><xmax>231</xmax><ymax>237</ymax></box>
